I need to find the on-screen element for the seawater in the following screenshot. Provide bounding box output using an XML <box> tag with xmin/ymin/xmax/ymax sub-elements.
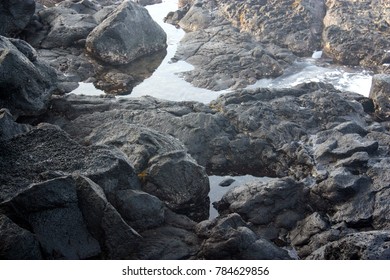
<box><xmin>71</xmin><ymin>0</ymin><xmax>373</xmax><ymax>101</ymax></box>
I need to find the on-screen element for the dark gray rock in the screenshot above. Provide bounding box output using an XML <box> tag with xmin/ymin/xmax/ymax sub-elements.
<box><xmin>86</xmin><ymin>0</ymin><xmax>167</xmax><ymax>65</ymax></box>
<box><xmin>308</xmin><ymin>231</ymin><xmax>390</xmax><ymax>260</ymax></box>
<box><xmin>289</xmin><ymin>212</ymin><xmax>329</xmax><ymax>247</ymax></box>
<box><xmin>0</xmin><ymin>36</ymin><xmax>59</xmax><ymax>117</ymax></box>
<box><xmin>144</xmin><ymin>151</ymin><xmax>209</xmax><ymax>221</ymax></box>
<box><xmin>369</xmin><ymin>74</ymin><xmax>390</xmax><ymax>120</ymax></box>
<box><xmin>38</xmin><ymin>7</ymin><xmax>98</xmax><ymax>48</ymax></box>
<box><xmin>175</xmin><ymin>21</ymin><xmax>288</xmax><ymax>90</ymax></box>
<box><xmin>74</xmin><ymin>175</ymin><xmax>142</xmax><ymax>259</ymax></box>
<box><xmin>62</xmin><ymin>120</ymin><xmax>210</xmax><ymax>221</ymax></box>
<box><xmin>134</xmin><ymin>226</ymin><xmax>200</xmax><ymax>260</ymax></box>
<box><xmin>0</xmin><ymin>124</ymin><xmax>141</xmax><ymax>204</ymax></box>
<box><xmin>0</xmin><ymin>0</ymin><xmax>36</xmax><ymax>36</ymax></box>
<box><xmin>114</xmin><ymin>189</ymin><xmax>165</xmax><ymax>231</ymax></box>
<box><xmin>135</xmin><ymin>0</ymin><xmax>162</xmax><ymax>6</ymax></box>
<box><xmin>219</xmin><ymin>178</ymin><xmax>235</xmax><ymax>187</ymax></box>
<box><xmin>0</xmin><ymin>109</ymin><xmax>31</xmax><ymax>141</ymax></box>
<box><xmin>1</xmin><ymin>176</ymin><xmax>101</xmax><ymax>259</ymax></box>
<box><xmin>196</xmin><ymin>213</ymin><xmax>291</xmax><ymax>260</ymax></box>
<box><xmin>215</xmin><ymin>178</ymin><xmax>308</xmax><ymax>239</ymax></box>
<box><xmin>0</xmin><ymin>213</ymin><xmax>42</xmax><ymax>260</ymax></box>
<box><xmin>57</xmin><ymin>0</ymin><xmax>102</xmax><ymax>14</ymax></box>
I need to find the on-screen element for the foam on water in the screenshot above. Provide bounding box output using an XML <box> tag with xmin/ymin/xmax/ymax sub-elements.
<box><xmin>246</xmin><ymin>60</ymin><xmax>373</xmax><ymax>97</ymax></box>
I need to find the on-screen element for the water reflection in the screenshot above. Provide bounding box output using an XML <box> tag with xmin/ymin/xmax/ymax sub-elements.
<box><xmin>93</xmin><ymin>48</ymin><xmax>167</xmax><ymax>95</ymax></box>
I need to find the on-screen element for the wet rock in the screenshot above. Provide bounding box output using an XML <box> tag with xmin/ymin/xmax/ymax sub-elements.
<box><xmin>369</xmin><ymin>74</ymin><xmax>390</xmax><ymax>120</ymax></box>
<box><xmin>86</xmin><ymin>0</ymin><xmax>167</xmax><ymax>65</ymax></box>
<box><xmin>135</xmin><ymin>0</ymin><xmax>162</xmax><ymax>6</ymax></box>
<box><xmin>175</xmin><ymin>23</ymin><xmax>288</xmax><ymax>90</ymax></box>
<box><xmin>0</xmin><ymin>0</ymin><xmax>36</xmax><ymax>36</ymax></box>
<box><xmin>308</xmin><ymin>231</ymin><xmax>390</xmax><ymax>260</ymax></box>
<box><xmin>0</xmin><ymin>109</ymin><xmax>31</xmax><ymax>141</ymax></box>
<box><xmin>367</xmin><ymin>159</ymin><xmax>390</xmax><ymax>229</ymax></box>
<box><xmin>0</xmin><ymin>214</ymin><xmax>42</xmax><ymax>260</ymax></box>
<box><xmin>219</xmin><ymin>178</ymin><xmax>235</xmax><ymax>187</ymax></box>
<box><xmin>196</xmin><ymin>213</ymin><xmax>291</xmax><ymax>260</ymax></box>
<box><xmin>0</xmin><ymin>36</ymin><xmax>59</xmax><ymax>117</ymax></box>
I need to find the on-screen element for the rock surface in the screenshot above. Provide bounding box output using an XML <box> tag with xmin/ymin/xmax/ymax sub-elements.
<box><xmin>0</xmin><ymin>36</ymin><xmax>59</xmax><ymax>117</ymax></box>
<box><xmin>369</xmin><ymin>74</ymin><xmax>390</xmax><ymax>120</ymax></box>
<box><xmin>0</xmin><ymin>0</ymin><xmax>36</xmax><ymax>37</ymax></box>
<box><xmin>86</xmin><ymin>0</ymin><xmax>167</xmax><ymax>65</ymax></box>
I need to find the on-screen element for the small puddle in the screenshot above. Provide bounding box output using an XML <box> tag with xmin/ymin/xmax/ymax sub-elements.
<box><xmin>208</xmin><ymin>175</ymin><xmax>273</xmax><ymax>219</ymax></box>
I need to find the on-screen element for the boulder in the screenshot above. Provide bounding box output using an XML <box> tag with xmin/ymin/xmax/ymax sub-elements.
<box><xmin>0</xmin><ymin>214</ymin><xmax>42</xmax><ymax>259</ymax></box>
<box><xmin>369</xmin><ymin>74</ymin><xmax>390</xmax><ymax>120</ymax></box>
<box><xmin>196</xmin><ymin>213</ymin><xmax>291</xmax><ymax>259</ymax></box>
<box><xmin>0</xmin><ymin>109</ymin><xmax>31</xmax><ymax>141</ymax></box>
<box><xmin>308</xmin><ymin>231</ymin><xmax>390</xmax><ymax>260</ymax></box>
<box><xmin>62</xmin><ymin>118</ymin><xmax>210</xmax><ymax>221</ymax></box>
<box><xmin>86</xmin><ymin>0</ymin><xmax>167</xmax><ymax>65</ymax></box>
<box><xmin>134</xmin><ymin>226</ymin><xmax>200</xmax><ymax>259</ymax></box>
<box><xmin>1</xmin><ymin>176</ymin><xmax>102</xmax><ymax>259</ymax></box>
<box><xmin>0</xmin><ymin>0</ymin><xmax>36</xmax><ymax>36</ymax></box>
<box><xmin>74</xmin><ymin>175</ymin><xmax>142</xmax><ymax>259</ymax></box>
<box><xmin>0</xmin><ymin>36</ymin><xmax>59</xmax><ymax>117</ymax></box>
<box><xmin>0</xmin><ymin>124</ymin><xmax>141</xmax><ymax>204</ymax></box>
<box><xmin>38</xmin><ymin>7</ymin><xmax>98</xmax><ymax>48</ymax></box>
<box><xmin>214</xmin><ymin>178</ymin><xmax>308</xmax><ymax>242</ymax></box>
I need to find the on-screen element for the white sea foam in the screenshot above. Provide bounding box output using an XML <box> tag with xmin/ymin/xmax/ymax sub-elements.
<box><xmin>246</xmin><ymin>60</ymin><xmax>373</xmax><ymax>97</ymax></box>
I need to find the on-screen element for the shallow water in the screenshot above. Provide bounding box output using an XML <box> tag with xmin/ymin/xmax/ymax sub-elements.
<box><xmin>71</xmin><ymin>0</ymin><xmax>374</xmax><ymax>101</ymax></box>
<box><xmin>246</xmin><ymin>58</ymin><xmax>373</xmax><ymax>97</ymax></box>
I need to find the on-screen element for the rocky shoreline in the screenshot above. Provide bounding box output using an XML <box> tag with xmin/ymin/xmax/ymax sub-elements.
<box><xmin>1</xmin><ymin>0</ymin><xmax>390</xmax><ymax>260</ymax></box>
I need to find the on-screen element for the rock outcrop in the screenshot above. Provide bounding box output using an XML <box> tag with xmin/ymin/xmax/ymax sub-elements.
<box><xmin>323</xmin><ymin>0</ymin><xmax>390</xmax><ymax>67</ymax></box>
<box><xmin>369</xmin><ymin>74</ymin><xmax>390</xmax><ymax>120</ymax></box>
